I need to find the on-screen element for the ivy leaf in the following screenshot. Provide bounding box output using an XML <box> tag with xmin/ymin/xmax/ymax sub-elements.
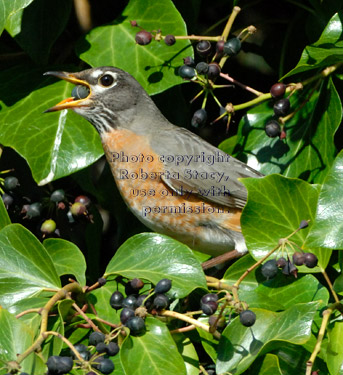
<box><xmin>327</xmin><ymin>319</ymin><xmax>343</xmax><ymax>375</ymax></box>
<box><xmin>120</xmin><ymin>317</ymin><xmax>187</xmax><ymax>375</ymax></box>
<box><xmin>0</xmin><ymin>224</ymin><xmax>61</xmax><ymax>308</ymax></box>
<box><xmin>105</xmin><ymin>233</ymin><xmax>207</xmax><ymax>298</ymax></box>
<box><xmin>305</xmin><ymin>150</ymin><xmax>343</xmax><ymax>249</ymax></box>
<box><xmin>0</xmin><ymin>0</ymin><xmax>33</xmax><ymax>35</ymax></box>
<box><xmin>43</xmin><ymin>238</ymin><xmax>87</xmax><ymax>286</ymax></box>
<box><xmin>216</xmin><ymin>302</ymin><xmax>319</xmax><ymax>375</ymax></box>
<box><xmin>284</xmin><ymin>12</ymin><xmax>343</xmax><ymax>78</ymax></box>
<box><xmin>77</xmin><ymin>0</ymin><xmax>192</xmax><ymax>95</ymax></box>
<box><xmin>251</xmin><ymin>354</ymin><xmax>282</xmax><ymax>375</ymax></box>
<box><xmin>0</xmin><ymin>65</ymin><xmax>103</xmax><ymax>185</ymax></box>
<box><xmin>228</xmin><ymin>77</ymin><xmax>341</xmax><ymax>184</ymax></box>
<box><xmin>240</xmin><ymin>174</ymin><xmax>329</xmax><ymax>270</ymax></box>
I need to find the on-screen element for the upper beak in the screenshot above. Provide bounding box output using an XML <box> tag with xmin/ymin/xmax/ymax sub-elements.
<box><xmin>43</xmin><ymin>71</ymin><xmax>91</xmax><ymax>112</ymax></box>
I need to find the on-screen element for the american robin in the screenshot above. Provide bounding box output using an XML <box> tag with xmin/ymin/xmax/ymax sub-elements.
<box><xmin>44</xmin><ymin>66</ymin><xmax>263</xmax><ymax>257</ymax></box>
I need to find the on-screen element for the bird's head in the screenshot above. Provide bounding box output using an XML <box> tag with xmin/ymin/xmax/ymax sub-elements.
<box><xmin>44</xmin><ymin>66</ymin><xmax>152</xmax><ymax>134</ymax></box>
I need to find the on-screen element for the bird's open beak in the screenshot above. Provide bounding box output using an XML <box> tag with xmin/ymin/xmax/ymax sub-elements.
<box><xmin>43</xmin><ymin>71</ymin><xmax>91</xmax><ymax>112</ymax></box>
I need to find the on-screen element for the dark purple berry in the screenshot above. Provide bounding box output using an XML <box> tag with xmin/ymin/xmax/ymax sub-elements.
<box><xmin>135</xmin><ymin>30</ymin><xmax>152</xmax><ymax>45</ymax></box>
<box><xmin>153</xmin><ymin>294</ymin><xmax>169</xmax><ymax>310</ymax></box>
<box><xmin>292</xmin><ymin>252</ymin><xmax>305</xmax><ymax>266</ymax></box>
<box><xmin>276</xmin><ymin>257</ymin><xmax>287</xmax><ymax>268</ymax></box>
<box><xmin>178</xmin><ymin>65</ymin><xmax>196</xmax><ymax>79</ymax></box>
<box><xmin>136</xmin><ymin>294</ymin><xmax>153</xmax><ymax>309</ymax></box>
<box><xmin>164</xmin><ymin>34</ymin><xmax>176</xmax><ymax>46</ymax></box>
<box><xmin>98</xmin><ymin>277</ymin><xmax>106</xmax><ymax>286</ymax></box>
<box><xmin>191</xmin><ymin>109</ymin><xmax>207</xmax><ymax>128</ymax></box>
<box><xmin>2</xmin><ymin>193</ymin><xmax>13</xmax><ymax>208</ymax></box>
<box><xmin>75</xmin><ymin>195</ymin><xmax>91</xmax><ymax>207</ymax></box>
<box><xmin>46</xmin><ymin>356</ymin><xmax>73</xmax><ymax>374</ymax></box>
<box><xmin>223</xmin><ymin>38</ymin><xmax>241</xmax><ymax>56</ymax></box>
<box><xmin>273</xmin><ymin>98</ymin><xmax>290</xmax><ymax>117</ymax></box>
<box><xmin>304</xmin><ymin>253</ymin><xmax>318</xmax><ymax>268</ymax></box>
<box><xmin>183</xmin><ymin>56</ymin><xmax>195</xmax><ymax>66</ymax></box>
<box><xmin>120</xmin><ymin>308</ymin><xmax>135</xmax><ymax>325</ymax></box>
<box><xmin>50</xmin><ymin>189</ymin><xmax>65</xmax><ymax>203</ymax></box>
<box><xmin>208</xmin><ymin>315</ymin><xmax>226</xmax><ymax>328</ymax></box>
<box><xmin>239</xmin><ymin>310</ymin><xmax>256</xmax><ymax>327</ymax></box>
<box><xmin>96</xmin><ymin>342</ymin><xmax>107</xmax><ymax>354</ymax></box>
<box><xmin>71</xmin><ymin>85</ymin><xmax>90</xmax><ymax>100</ymax></box>
<box><xmin>155</xmin><ymin>278</ymin><xmax>172</xmax><ymax>293</ymax></box>
<box><xmin>122</xmin><ymin>295</ymin><xmax>137</xmax><ymax>310</ymax></box>
<box><xmin>126</xmin><ymin>316</ymin><xmax>146</xmax><ymax>335</ymax></box>
<box><xmin>86</xmin><ymin>372</ymin><xmax>97</xmax><ymax>375</ymax></box>
<box><xmin>201</xmin><ymin>301</ymin><xmax>218</xmax><ymax>315</ymax></box>
<box><xmin>110</xmin><ymin>291</ymin><xmax>124</xmax><ymax>310</ymax></box>
<box><xmin>196</xmin><ymin>62</ymin><xmax>209</xmax><ymax>74</ymax></box>
<box><xmin>130</xmin><ymin>278</ymin><xmax>144</xmax><ymax>291</ymax></box>
<box><xmin>130</xmin><ymin>20</ymin><xmax>138</xmax><ymax>27</ymax></box>
<box><xmin>261</xmin><ymin>259</ymin><xmax>278</xmax><ymax>279</ymax></box>
<box><xmin>201</xmin><ymin>293</ymin><xmax>218</xmax><ymax>304</ymax></box>
<box><xmin>299</xmin><ymin>220</ymin><xmax>309</xmax><ymax>229</ymax></box>
<box><xmin>270</xmin><ymin>83</ymin><xmax>286</xmax><ymax>99</ymax></box>
<box><xmin>94</xmin><ymin>357</ymin><xmax>114</xmax><ymax>374</ymax></box>
<box><xmin>216</xmin><ymin>40</ymin><xmax>225</xmax><ymax>53</ymax></box>
<box><xmin>89</xmin><ymin>331</ymin><xmax>105</xmax><ymax>346</ymax></box>
<box><xmin>196</xmin><ymin>40</ymin><xmax>212</xmax><ymax>57</ymax></box>
<box><xmin>265</xmin><ymin>120</ymin><xmax>281</xmax><ymax>138</ymax></box>
<box><xmin>282</xmin><ymin>260</ymin><xmax>298</xmax><ymax>276</ymax></box>
<box><xmin>71</xmin><ymin>344</ymin><xmax>90</xmax><ymax>360</ymax></box>
<box><xmin>4</xmin><ymin>176</ymin><xmax>19</xmax><ymax>190</ymax></box>
<box><xmin>106</xmin><ymin>341</ymin><xmax>119</xmax><ymax>356</ymax></box>
<box><xmin>40</xmin><ymin>219</ymin><xmax>56</xmax><ymax>234</ymax></box>
<box><xmin>207</xmin><ymin>62</ymin><xmax>221</xmax><ymax>79</ymax></box>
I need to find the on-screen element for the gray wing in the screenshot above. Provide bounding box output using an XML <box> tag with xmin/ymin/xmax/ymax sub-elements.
<box><xmin>150</xmin><ymin>126</ymin><xmax>263</xmax><ymax>208</ymax></box>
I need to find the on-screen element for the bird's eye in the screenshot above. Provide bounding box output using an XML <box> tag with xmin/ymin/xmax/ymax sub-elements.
<box><xmin>99</xmin><ymin>74</ymin><xmax>114</xmax><ymax>87</ymax></box>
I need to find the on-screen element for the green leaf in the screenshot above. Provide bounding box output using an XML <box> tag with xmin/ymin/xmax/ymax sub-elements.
<box><xmin>216</xmin><ymin>302</ymin><xmax>319</xmax><ymax>375</ymax></box>
<box><xmin>77</xmin><ymin>0</ymin><xmax>192</xmax><ymax>95</ymax></box>
<box><xmin>233</xmin><ymin>77</ymin><xmax>341</xmax><ymax>183</ymax></box>
<box><xmin>0</xmin><ymin>0</ymin><xmax>33</xmax><ymax>35</ymax></box>
<box><xmin>43</xmin><ymin>238</ymin><xmax>87</xmax><ymax>286</ymax></box>
<box><xmin>305</xmin><ymin>150</ymin><xmax>343</xmax><ymax>249</ymax></box>
<box><xmin>0</xmin><ymin>193</ymin><xmax>11</xmax><ymax>229</ymax></box>
<box><xmin>0</xmin><ymin>307</ymin><xmax>35</xmax><ymax>372</ymax></box>
<box><xmin>0</xmin><ymin>65</ymin><xmax>103</xmax><ymax>184</ymax></box>
<box><xmin>240</xmin><ymin>174</ymin><xmax>327</xmax><ymax>269</ymax></box>
<box><xmin>197</xmin><ymin>318</ymin><xmax>218</xmax><ymax>362</ymax></box>
<box><xmin>105</xmin><ymin>233</ymin><xmax>206</xmax><ymax>298</ymax></box>
<box><xmin>327</xmin><ymin>320</ymin><xmax>343</xmax><ymax>375</ymax></box>
<box><xmin>120</xmin><ymin>317</ymin><xmax>187</xmax><ymax>375</ymax></box>
<box><xmin>251</xmin><ymin>354</ymin><xmax>282</xmax><ymax>375</ymax></box>
<box><xmin>284</xmin><ymin>12</ymin><xmax>343</xmax><ymax>78</ymax></box>
<box><xmin>173</xmin><ymin>334</ymin><xmax>199</xmax><ymax>375</ymax></box>
<box><xmin>0</xmin><ymin>224</ymin><xmax>61</xmax><ymax>308</ymax></box>
<box><xmin>6</xmin><ymin>0</ymin><xmax>72</xmax><ymax>65</ymax></box>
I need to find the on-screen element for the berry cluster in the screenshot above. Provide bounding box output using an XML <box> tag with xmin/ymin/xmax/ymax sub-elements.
<box><xmin>261</xmin><ymin>251</ymin><xmax>318</xmax><ymax>280</ymax></box>
<box><xmin>110</xmin><ymin>278</ymin><xmax>172</xmax><ymax>336</ymax></box>
<box><xmin>200</xmin><ymin>293</ymin><xmax>257</xmax><ymax>328</ymax></box>
<box><xmin>265</xmin><ymin>83</ymin><xmax>290</xmax><ymax>138</ymax></box>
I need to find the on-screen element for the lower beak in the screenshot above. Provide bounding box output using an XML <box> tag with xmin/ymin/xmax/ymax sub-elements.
<box><xmin>43</xmin><ymin>71</ymin><xmax>91</xmax><ymax>112</ymax></box>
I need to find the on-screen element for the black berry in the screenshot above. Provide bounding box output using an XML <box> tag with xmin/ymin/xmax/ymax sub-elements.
<box><xmin>4</xmin><ymin>176</ymin><xmax>19</xmax><ymax>190</ymax></box>
<box><xmin>26</xmin><ymin>202</ymin><xmax>42</xmax><ymax>218</ymax></box>
<box><xmin>164</xmin><ymin>34</ymin><xmax>176</xmax><ymax>46</ymax></box>
<box><xmin>216</xmin><ymin>40</ymin><xmax>225</xmax><ymax>54</ymax></box>
<box><xmin>270</xmin><ymin>83</ymin><xmax>286</xmax><ymax>99</ymax></box>
<box><xmin>304</xmin><ymin>253</ymin><xmax>318</xmax><ymax>268</ymax></box>
<box><xmin>94</xmin><ymin>357</ymin><xmax>114</xmax><ymax>375</ymax></box>
<box><xmin>98</xmin><ymin>277</ymin><xmax>107</xmax><ymax>286</ymax></box>
<box><xmin>96</xmin><ymin>342</ymin><xmax>107</xmax><ymax>354</ymax></box>
<box><xmin>136</xmin><ymin>294</ymin><xmax>153</xmax><ymax>309</ymax></box>
<box><xmin>46</xmin><ymin>356</ymin><xmax>73</xmax><ymax>375</ymax></box>
<box><xmin>273</xmin><ymin>98</ymin><xmax>290</xmax><ymax>117</ymax></box>
<box><xmin>196</xmin><ymin>40</ymin><xmax>212</xmax><ymax>57</ymax></box>
<box><xmin>71</xmin><ymin>344</ymin><xmax>90</xmax><ymax>361</ymax></box>
<box><xmin>106</xmin><ymin>341</ymin><xmax>119</xmax><ymax>356</ymax></box>
<box><xmin>282</xmin><ymin>260</ymin><xmax>298</xmax><ymax>276</ymax></box>
<box><xmin>178</xmin><ymin>65</ymin><xmax>196</xmax><ymax>79</ymax></box>
<box><xmin>135</xmin><ymin>30</ymin><xmax>152</xmax><ymax>45</ymax></box>
<box><xmin>89</xmin><ymin>331</ymin><xmax>105</xmax><ymax>346</ymax></box>
<box><xmin>201</xmin><ymin>301</ymin><xmax>218</xmax><ymax>315</ymax></box>
<box><xmin>265</xmin><ymin>120</ymin><xmax>281</xmax><ymax>138</ymax></box>
<box><xmin>207</xmin><ymin>62</ymin><xmax>221</xmax><ymax>80</ymax></box>
<box><xmin>239</xmin><ymin>310</ymin><xmax>256</xmax><ymax>327</ymax></box>
<box><xmin>201</xmin><ymin>293</ymin><xmax>218</xmax><ymax>304</ymax></box>
<box><xmin>292</xmin><ymin>252</ymin><xmax>305</xmax><ymax>266</ymax></box>
<box><xmin>261</xmin><ymin>259</ymin><xmax>278</xmax><ymax>279</ymax></box>
<box><xmin>183</xmin><ymin>56</ymin><xmax>195</xmax><ymax>66</ymax></box>
<box><xmin>120</xmin><ymin>308</ymin><xmax>135</xmax><ymax>325</ymax></box>
<box><xmin>127</xmin><ymin>316</ymin><xmax>146</xmax><ymax>335</ymax></box>
<box><xmin>223</xmin><ymin>38</ymin><xmax>241</xmax><ymax>56</ymax></box>
<box><xmin>122</xmin><ymin>295</ymin><xmax>138</xmax><ymax>310</ymax></box>
<box><xmin>50</xmin><ymin>189</ymin><xmax>65</xmax><ymax>203</ymax></box>
<box><xmin>155</xmin><ymin>278</ymin><xmax>172</xmax><ymax>293</ymax></box>
<box><xmin>196</xmin><ymin>62</ymin><xmax>209</xmax><ymax>75</ymax></box>
<box><xmin>276</xmin><ymin>257</ymin><xmax>287</xmax><ymax>268</ymax></box>
<box><xmin>2</xmin><ymin>193</ymin><xmax>13</xmax><ymax>208</ymax></box>
<box><xmin>130</xmin><ymin>278</ymin><xmax>144</xmax><ymax>291</ymax></box>
<box><xmin>71</xmin><ymin>85</ymin><xmax>90</xmax><ymax>100</ymax></box>
<box><xmin>191</xmin><ymin>109</ymin><xmax>207</xmax><ymax>128</ymax></box>
<box><xmin>153</xmin><ymin>294</ymin><xmax>169</xmax><ymax>309</ymax></box>
<box><xmin>110</xmin><ymin>291</ymin><xmax>124</xmax><ymax>310</ymax></box>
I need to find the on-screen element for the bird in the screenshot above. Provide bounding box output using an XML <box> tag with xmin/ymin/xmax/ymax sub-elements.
<box><xmin>44</xmin><ymin>66</ymin><xmax>263</xmax><ymax>258</ymax></box>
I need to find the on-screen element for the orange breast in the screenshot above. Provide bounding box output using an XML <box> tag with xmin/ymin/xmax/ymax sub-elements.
<box><xmin>101</xmin><ymin>129</ymin><xmax>241</xmax><ymax>235</ymax></box>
